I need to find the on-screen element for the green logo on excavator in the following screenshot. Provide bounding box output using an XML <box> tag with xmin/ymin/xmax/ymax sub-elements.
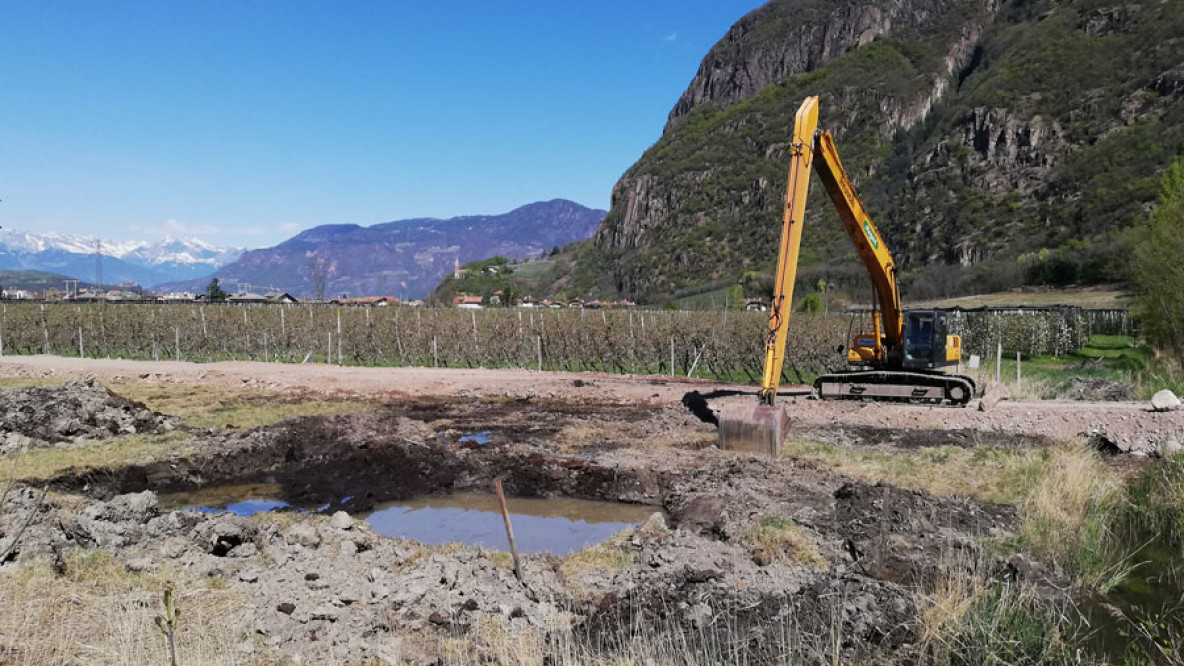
<box><xmin>862</xmin><ymin>220</ymin><xmax>879</xmax><ymax>249</ymax></box>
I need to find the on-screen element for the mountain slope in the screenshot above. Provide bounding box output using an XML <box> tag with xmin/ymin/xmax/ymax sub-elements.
<box><xmin>168</xmin><ymin>200</ymin><xmax>605</xmax><ymax>299</ymax></box>
<box><xmin>590</xmin><ymin>0</ymin><xmax>1184</xmax><ymax>302</ymax></box>
<box><xmin>0</xmin><ymin>270</ymin><xmax>92</xmax><ymax>294</ymax></box>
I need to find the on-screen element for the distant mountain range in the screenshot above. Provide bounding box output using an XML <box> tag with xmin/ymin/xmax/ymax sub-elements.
<box><xmin>159</xmin><ymin>199</ymin><xmax>606</xmax><ymax>299</ymax></box>
<box><xmin>0</xmin><ymin>230</ymin><xmax>243</xmax><ymax>287</ymax></box>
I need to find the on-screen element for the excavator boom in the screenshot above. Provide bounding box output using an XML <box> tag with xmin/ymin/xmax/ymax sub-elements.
<box><xmin>717</xmin><ymin>97</ymin><xmax>818</xmax><ymax>455</ymax></box>
<box><xmin>813</xmin><ymin>131</ymin><xmax>902</xmax><ymax>352</ymax></box>
<box><xmin>758</xmin><ymin>97</ymin><xmax>819</xmax><ymax>404</ymax></box>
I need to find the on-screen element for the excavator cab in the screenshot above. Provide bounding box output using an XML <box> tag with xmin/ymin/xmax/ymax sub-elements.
<box><xmin>901</xmin><ymin>310</ymin><xmax>962</xmax><ymax>370</ymax></box>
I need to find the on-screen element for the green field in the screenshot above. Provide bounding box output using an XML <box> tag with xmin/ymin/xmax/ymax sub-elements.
<box><xmin>974</xmin><ymin>334</ymin><xmax>1178</xmax><ymax>400</ymax></box>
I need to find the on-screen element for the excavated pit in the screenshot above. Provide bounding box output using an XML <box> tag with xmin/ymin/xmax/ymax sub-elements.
<box><xmin>47</xmin><ymin>400</ymin><xmax>675</xmax><ymax>521</ymax></box>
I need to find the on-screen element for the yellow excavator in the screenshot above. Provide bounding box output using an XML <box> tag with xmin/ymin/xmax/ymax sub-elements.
<box><xmin>718</xmin><ymin>96</ymin><xmax>975</xmax><ymax>454</ymax></box>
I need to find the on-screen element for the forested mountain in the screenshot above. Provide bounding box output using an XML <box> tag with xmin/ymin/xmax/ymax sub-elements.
<box><xmin>162</xmin><ymin>200</ymin><xmax>605</xmax><ymax>299</ymax></box>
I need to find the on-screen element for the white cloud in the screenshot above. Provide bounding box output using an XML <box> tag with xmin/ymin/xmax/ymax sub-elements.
<box><xmin>130</xmin><ymin>219</ymin><xmax>220</xmax><ymax>238</ymax></box>
<box><xmin>663</xmin><ymin>32</ymin><xmax>678</xmax><ymax>42</ymax></box>
<box><xmin>162</xmin><ymin>219</ymin><xmax>219</xmax><ymax>236</ymax></box>
<box><xmin>226</xmin><ymin>227</ymin><xmax>266</xmax><ymax>237</ymax></box>
<box><xmin>277</xmin><ymin>223</ymin><xmax>302</xmax><ymax>233</ymax></box>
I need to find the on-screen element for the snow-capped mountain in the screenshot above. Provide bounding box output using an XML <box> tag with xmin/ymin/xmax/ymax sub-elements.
<box><xmin>120</xmin><ymin>237</ymin><xmax>243</xmax><ymax>267</ymax></box>
<box><xmin>0</xmin><ymin>229</ymin><xmax>244</xmax><ymax>287</ymax></box>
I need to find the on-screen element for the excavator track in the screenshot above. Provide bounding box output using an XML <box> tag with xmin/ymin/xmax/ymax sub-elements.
<box><xmin>813</xmin><ymin>371</ymin><xmax>976</xmax><ymax>406</ymax></box>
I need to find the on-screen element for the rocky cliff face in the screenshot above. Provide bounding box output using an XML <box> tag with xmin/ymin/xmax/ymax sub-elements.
<box><xmin>591</xmin><ymin>0</ymin><xmax>1184</xmax><ymax>301</ymax></box>
<box><xmin>669</xmin><ymin>0</ymin><xmax>994</xmax><ymax>124</ymax></box>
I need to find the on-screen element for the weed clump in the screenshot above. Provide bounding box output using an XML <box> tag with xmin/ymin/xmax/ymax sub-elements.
<box><xmin>1120</xmin><ymin>452</ymin><xmax>1184</xmax><ymax>552</ymax></box>
<box><xmin>1017</xmin><ymin>445</ymin><xmax>1128</xmax><ymax>591</ymax></box>
<box><xmin>746</xmin><ymin>515</ymin><xmax>826</xmax><ymax>568</ymax></box>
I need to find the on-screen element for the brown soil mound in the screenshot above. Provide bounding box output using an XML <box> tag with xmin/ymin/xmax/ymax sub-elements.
<box><xmin>0</xmin><ymin>380</ymin><xmax>179</xmax><ymax>452</ymax></box>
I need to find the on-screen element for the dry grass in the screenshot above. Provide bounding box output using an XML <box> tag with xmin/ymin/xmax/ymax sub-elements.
<box><xmin>783</xmin><ymin>438</ymin><xmax>1131</xmax><ymax>589</ymax></box>
<box><xmin>0</xmin><ymin>551</ymin><xmax>271</xmax><ymax>666</ymax></box>
<box><xmin>107</xmin><ymin>381</ymin><xmax>373</xmax><ymax>430</ymax></box>
<box><xmin>1017</xmin><ymin>444</ymin><xmax>1128</xmax><ymax>590</ymax></box>
<box><xmin>780</xmin><ymin>439</ymin><xmax>1051</xmax><ymax>505</ymax></box>
<box><xmin>999</xmin><ymin>375</ymin><xmax>1058</xmax><ymax>401</ymax></box>
<box><xmin>9</xmin><ymin>430</ymin><xmax>195</xmax><ymax>482</ymax></box>
<box><xmin>559</xmin><ymin>535</ymin><xmax>635</xmax><ymax>579</ymax></box>
<box><xmin>0</xmin><ymin>376</ymin><xmax>62</xmax><ymax>389</ymax></box>
<box><xmin>915</xmin><ymin>556</ymin><xmax>991</xmax><ymax>650</ymax></box>
<box><xmin>914</xmin><ymin>286</ymin><xmax>1131</xmax><ymax>309</ymax></box>
<box><xmin>912</xmin><ymin>555</ymin><xmax>1084</xmax><ymax>665</ymax></box>
<box><xmin>556</xmin><ymin>425</ymin><xmax>605</xmax><ymax>453</ymax></box>
<box><xmin>746</xmin><ymin>515</ymin><xmax>826</xmax><ymax>568</ymax></box>
<box><xmin>428</xmin><ymin>604</ymin><xmax>812</xmax><ymax>666</ymax></box>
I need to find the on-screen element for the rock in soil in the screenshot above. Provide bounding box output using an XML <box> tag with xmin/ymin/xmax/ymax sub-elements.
<box><xmin>978</xmin><ymin>381</ymin><xmax>1010</xmax><ymax>411</ymax></box>
<box><xmin>1151</xmin><ymin>389</ymin><xmax>1181</xmax><ymax>412</ymax></box>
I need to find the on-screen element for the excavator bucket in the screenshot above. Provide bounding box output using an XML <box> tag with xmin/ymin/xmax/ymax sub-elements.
<box><xmin>716</xmin><ymin>404</ymin><xmax>790</xmax><ymax>457</ymax></box>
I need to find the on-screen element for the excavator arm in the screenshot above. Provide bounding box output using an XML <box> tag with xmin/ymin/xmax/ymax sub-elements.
<box><xmin>757</xmin><ymin>97</ymin><xmax>819</xmax><ymax>405</ymax></box>
<box><xmin>813</xmin><ymin>131</ymin><xmax>903</xmax><ymax>359</ymax></box>
<box><xmin>757</xmin><ymin>96</ymin><xmax>902</xmax><ymax>404</ymax></box>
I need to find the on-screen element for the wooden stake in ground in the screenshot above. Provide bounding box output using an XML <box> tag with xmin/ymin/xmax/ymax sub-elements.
<box><xmin>154</xmin><ymin>585</ymin><xmax>180</xmax><ymax>666</ymax></box>
<box><xmin>493</xmin><ymin>478</ymin><xmax>523</xmax><ymax>582</ymax></box>
<box><xmin>995</xmin><ymin>340</ymin><xmax>1002</xmax><ymax>383</ymax></box>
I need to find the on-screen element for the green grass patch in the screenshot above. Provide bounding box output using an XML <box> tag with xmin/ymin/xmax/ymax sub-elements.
<box><xmin>983</xmin><ymin>334</ymin><xmax>1178</xmax><ymax>399</ymax></box>
<box><xmin>106</xmin><ymin>381</ymin><xmax>373</xmax><ymax>430</ymax></box>
<box><xmin>8</xmin><ymin>430</ymin><xmax>194</xmax><ymax>482</ymax></box>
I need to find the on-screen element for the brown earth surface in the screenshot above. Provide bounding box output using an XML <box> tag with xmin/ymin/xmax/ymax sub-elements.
<box><xmin>1</xmin><ymin>355</ymin><xmax>1179</xmax><ymax>454</ymax></box>
<box><xmin>0</xmin><ymin>355</ymin><xmax>1178</xmax><ymax>664</ymax></box>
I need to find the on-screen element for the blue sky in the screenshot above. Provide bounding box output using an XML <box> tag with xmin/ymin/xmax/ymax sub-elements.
<box><xmin>0</xmin><ymin>1</ymin><xmax>763</xmax><ymax>248</ymax></box>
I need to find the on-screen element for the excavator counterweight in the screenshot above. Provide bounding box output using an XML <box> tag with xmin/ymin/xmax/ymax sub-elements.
<box><xmin>717</xmin><ymin>96</ymin><xmax>973</xmax><ymax>454</ymax></box>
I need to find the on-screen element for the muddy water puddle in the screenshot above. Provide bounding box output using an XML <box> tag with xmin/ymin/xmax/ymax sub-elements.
<box><xmin>360</xmin><ymin>493</ymin><xmax>657</xmax><ymax>555</ymax></box>
<box><xmin>159</xmin><ymin>483</ymin><xmax>304</xmax><ymax>515</ymax></box>
<box><xmin>160</xmin><ymin>486</ymin><xmax>658</xmax><ymax>555</ymax></box>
